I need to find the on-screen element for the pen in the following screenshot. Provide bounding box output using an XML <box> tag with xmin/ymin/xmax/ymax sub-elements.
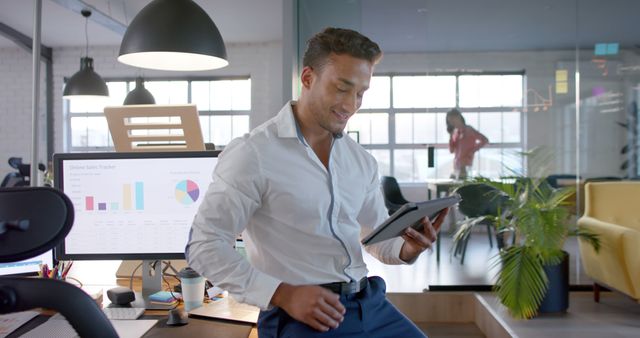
<box><xmin>62</xmin><ymin>261</ymin><xmax>73</xmax><ymax>279</ymax></box>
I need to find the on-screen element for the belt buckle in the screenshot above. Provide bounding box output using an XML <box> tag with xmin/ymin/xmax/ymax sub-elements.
<box><xmin>343</xmin><ymin>282</ymin><xmax>356</xmax><ymax>294</ymax></box>
<box><xmin>342</xmin><ymin>278</ymin><xmax>362</xmax><ymax>294</ymax></box>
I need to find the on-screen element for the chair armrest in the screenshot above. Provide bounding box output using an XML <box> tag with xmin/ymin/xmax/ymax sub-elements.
<box><xmin>621</xmin><ymin>228</ymin><xmax>640</xmax><ymax>296</ymax></box>
<box><xmin>577</xmin><ymin>216</ymin><xmax>628</xmax><ymax>250</ymax></box>
<box><xmin>578</xmin><ymin>216</ymin><xmax>640</xmax><ymax>297</ymax></box>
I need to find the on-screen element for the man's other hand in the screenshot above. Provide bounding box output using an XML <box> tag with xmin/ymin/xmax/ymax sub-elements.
<box><xmin>399</xmin><ymin>207</ymin><xmax>449</xmax><ymax>262</ymax></box>
<box><xmin>270</xmin><ymin>283</ymin><xmax>346</xmax><ymax>332</ymax></box>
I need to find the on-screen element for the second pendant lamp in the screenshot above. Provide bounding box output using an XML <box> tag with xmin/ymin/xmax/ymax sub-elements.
<box><xmin>123</xmin><ymin>77</ymin><xmax>156</xmax><ymax>105</ymax></box>
<box><xmin>118</xmin><ymin>0</ymin><xmax>228</xmax><ymax>71</ymax></box>
<box><xmin>63</xmin><ymin>9</ymin><xmax>109</xmax><ymax>100</ymax></box>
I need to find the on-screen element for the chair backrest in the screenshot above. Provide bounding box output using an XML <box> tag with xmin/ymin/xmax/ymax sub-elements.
<box><xmin>0</xmin><ymin>172</ymin><xmax>27</xmax><ymax>188</ymax></box>
<box><xmin>380</xmin><ymin>176</ymin><xmax>409</xmax><ymax>214</ymax></box>
<box><xmin>546</xmin><ymin>174</ymin><xmax>580</xmax><ymax>188</ymax></box>
<box><xmin>584</xmin><ymin>181</ymin><xmax>640</xmax><ymax>231</ymax></box>
<box><xmin>584</xmin><ymin>176</ymin><xmax>623</xmax><ymax>183</ymax></box>
<box><xmin>0</xmin><ymin>187</ymin><xmax>118</xmax><ymax>337</ymax></box>
<box><xmin>454</xmin><ymin>183</ymin><xmax>507</xmax><ymax>218</ymax></box>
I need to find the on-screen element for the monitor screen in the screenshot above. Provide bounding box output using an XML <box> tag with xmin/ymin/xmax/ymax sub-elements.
<box><xmin>0</xmin><ymin>251</ymin><xmax>53</xmax><ymax>276</ymax></box>
<box><xmin>53</xmin><ymin>151</ymin><xmax>219</xmax><ymax>260</ymax></box>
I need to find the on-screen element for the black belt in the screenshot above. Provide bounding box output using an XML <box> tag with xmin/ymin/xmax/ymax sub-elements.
<box><xmin>320</xmin><ymin>277</ymin><xmax>367</xmax><ymax>295</ymax></box>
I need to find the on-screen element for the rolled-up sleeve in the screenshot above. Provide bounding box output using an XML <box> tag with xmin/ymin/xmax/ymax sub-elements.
<box><xmin>357</xmin><ymin>161</ymin><xmax>408</xmax><ymax>265</ymax></box>
<box><xmin>186</xmin><ymin>137</ymin><xmax>281</xmax><ymax>310</ymax></box>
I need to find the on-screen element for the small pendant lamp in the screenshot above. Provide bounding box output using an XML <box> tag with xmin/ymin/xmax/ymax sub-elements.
<box><xmin>123</xmin><ymin>77</ymin><xmax>156</xmax><ymax>105</ymax></box>
<box><xmin>63</xmin><ymin>9</ymin><xmax>109</xmax><ymax>100</ymax></box>
<box><xmin>118</xmin><ymin>0</ymin><xmax>228</xmax><ymax>71</ymax></box>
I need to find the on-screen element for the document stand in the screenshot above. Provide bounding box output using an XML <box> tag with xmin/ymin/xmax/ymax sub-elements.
<box><xmin>104</xmin><ymin>104</ymin><xmax>205</xmax><ymax>152</ymax></box>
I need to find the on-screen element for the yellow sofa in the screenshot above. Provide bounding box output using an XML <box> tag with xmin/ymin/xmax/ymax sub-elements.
<box><xmin>578</xmin><ymin>181</ymin><xmax>640</xmax><ymax>302</ymax></box>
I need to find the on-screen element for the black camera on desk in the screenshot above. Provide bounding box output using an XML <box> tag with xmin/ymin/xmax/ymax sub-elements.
<box><xmin>107</xmin><ymin>286</ymin><xmax>136</xmax><ymax>306</ymax></box>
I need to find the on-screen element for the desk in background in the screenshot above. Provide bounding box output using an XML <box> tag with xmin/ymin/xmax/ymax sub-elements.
<box><xmin>426</xmin><ymin>179</ymin><xmax>459</xmax><ymax>200</ymax></box>
<box><xmin>426</xmin><ymin>179</ymin><xmax>461</xmax><ymax>263</ymax></box>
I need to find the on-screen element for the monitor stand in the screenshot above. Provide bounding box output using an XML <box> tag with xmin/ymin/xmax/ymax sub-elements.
<box><xmin>128</xmin><ymin>260</ymin><xmax>175</xmax><ymax>310</ymax></box>
<box><xmin>116</xmin><ymin>259</ymin><xmax>188</xmax><ymax>278</ymax></box>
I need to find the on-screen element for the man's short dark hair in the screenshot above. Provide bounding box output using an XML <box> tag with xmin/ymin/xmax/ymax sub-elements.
<box><xmin>302</xmin><ymin>27</ymin><xmax>382</xmax><ymax>70</ymax></box>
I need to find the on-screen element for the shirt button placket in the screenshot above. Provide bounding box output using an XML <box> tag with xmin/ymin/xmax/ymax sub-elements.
<box><xmin>330</xmin><ymin>163</ymin><xmax>339</xmax><ymax>224</ymax></box>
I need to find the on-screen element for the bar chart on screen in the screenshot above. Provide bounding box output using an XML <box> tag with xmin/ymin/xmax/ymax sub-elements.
<box><xmin>83</xmin><ymin>181</ymin><xmax>145</xmax><ymax>211</ymax></box>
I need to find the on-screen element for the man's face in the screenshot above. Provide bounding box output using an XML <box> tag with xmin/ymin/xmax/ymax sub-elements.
<box><xmin>303</xmin><ymin>53</ymin><xmax>374</xmax><ymax>134</ymax></box>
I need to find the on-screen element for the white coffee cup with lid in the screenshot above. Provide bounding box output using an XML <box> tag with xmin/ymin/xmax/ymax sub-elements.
<box><xmin>179</xmin><ymin>267</ymin><xmax>205</xmax><ymax>311</ymax></box>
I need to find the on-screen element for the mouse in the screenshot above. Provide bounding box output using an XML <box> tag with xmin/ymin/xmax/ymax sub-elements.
<box><xmin>166</xmin><ymin>308</ymin><xmax>189</xmax><ymax>326</ymax></box>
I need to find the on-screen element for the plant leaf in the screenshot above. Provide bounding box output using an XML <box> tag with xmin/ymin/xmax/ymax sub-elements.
<box><xmin>571</xmin><ymin>228</ymin><xmax>601</xmax><ymax>253</ymax></box>
<box><xmin>494</xmin><ymin>246</ymin><xmax>548</xmax><ymax>319</ymax></box>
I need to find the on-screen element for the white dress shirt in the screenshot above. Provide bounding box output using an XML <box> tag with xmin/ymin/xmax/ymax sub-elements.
<box><xmin>186</xmin><ymin>101</ymin><xmax>408</xmax><ymax>310</ymax></box>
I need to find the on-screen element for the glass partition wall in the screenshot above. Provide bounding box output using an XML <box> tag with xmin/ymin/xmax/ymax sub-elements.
<box><xmin>297</xmin><ymin>0</ymin><xmax>639</xmax><ymax>288</ymax></box>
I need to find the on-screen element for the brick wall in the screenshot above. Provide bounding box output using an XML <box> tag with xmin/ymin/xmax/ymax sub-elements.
<box><xmin>0</xmin><ymin>47</ymin><xmax>47</xmax><ymax>181</ymax></box>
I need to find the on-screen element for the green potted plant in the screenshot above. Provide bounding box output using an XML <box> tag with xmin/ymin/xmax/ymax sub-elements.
<box><xmin>452</xmin><ymin>149</ymin><xmax>600</xmax><ymax>319</ymax></box>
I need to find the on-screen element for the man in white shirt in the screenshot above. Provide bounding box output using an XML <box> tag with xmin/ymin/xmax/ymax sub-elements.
<box><xmin>187</xmin><ymin>27</ymin><xmax>447</xmax><ymax>338</ymax></box>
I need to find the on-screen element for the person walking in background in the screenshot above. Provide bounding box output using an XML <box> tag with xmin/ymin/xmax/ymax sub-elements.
<box><xmin>446</xmin><ymin>108</ymin><xmax>488</xmax><ymax>179</ymax></box>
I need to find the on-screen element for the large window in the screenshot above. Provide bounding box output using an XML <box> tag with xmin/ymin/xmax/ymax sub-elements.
<box><xmin>65</xmin><ymin>78</ymin><xmax>251</xmax><ymax>152</ymax></box>
<box><xmin>347</xmin><ymin>73</ymin><xmax>524</xmax><ymax>182</ymax></box>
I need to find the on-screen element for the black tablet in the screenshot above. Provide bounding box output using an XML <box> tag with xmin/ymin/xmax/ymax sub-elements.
<box><xmin>361</xmin><ymin>194</ymin><xmax>461</xmax><ymax>246</ymax></box>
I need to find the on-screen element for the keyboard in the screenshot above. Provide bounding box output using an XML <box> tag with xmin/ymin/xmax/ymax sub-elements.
<box><xmin>102</xmin><ymin>307</ymin><xmax>145</xmax><ymax>320</ymax></box>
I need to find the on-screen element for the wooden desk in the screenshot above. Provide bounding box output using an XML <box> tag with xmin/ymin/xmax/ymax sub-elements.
<box><xmin>6</xmin><ymin>311</ymin><xmax>253</xmax><ymax>338</ymax></box>
<box><xmin>6</xmin><ymin>261</ymin><xmax>257</xmax><ymax>338</ymax></box>
<box><xmin>116</xmin><ymin>275</ymin><xmax>257</xmax><ymax>338</ymax></box>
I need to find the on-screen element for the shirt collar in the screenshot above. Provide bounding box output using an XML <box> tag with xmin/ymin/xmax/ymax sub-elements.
<box><xmin>275</xmin><ymin>101</ymin><xmax>299</xmax><ymax>139</ymax></box>
<box><xmin>276</xmin><ymin>101</ymin><xmax>344</xmax><ymax>146</ymax></box>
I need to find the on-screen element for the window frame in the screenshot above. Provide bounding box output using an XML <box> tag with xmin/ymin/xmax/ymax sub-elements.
<box><xmin>351</xmin><ymin>71</ymin><xmax>526</xmax><ymax>182</ymax></box>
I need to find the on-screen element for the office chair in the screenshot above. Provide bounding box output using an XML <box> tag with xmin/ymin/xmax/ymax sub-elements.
<box><xmin>381</xmin><ymin>176</ymin><xmax>410</xmax><ymax>215</ymax></box>
<box><xmin>584</xmin><ymin>176</ymin><xmax>623</xmax><ymax>183</ymax></box>
<box><xmin>0</xmin><ymin>157</ymin><xmax>46</xmax><ymax>188</ymax></box>
<box><xmin>0</xmin><ymin>187</ymin><xmax>118</xmax><ymax>338</ymax></box>
<box><xmin>452</xmin><ymin>183</ymin><xmax>508</xmax><ymax>264</ymax></box>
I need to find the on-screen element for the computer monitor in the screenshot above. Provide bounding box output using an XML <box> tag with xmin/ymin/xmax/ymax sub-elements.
<box><xmin>0</xmin><ymin>251</ymin><xmax>53</xmax><ymax>276</ymax></box>
<box><xmin>53</xmin><ymin>151</ymin><xmax>219</xmax><ymax>308</ymax></box>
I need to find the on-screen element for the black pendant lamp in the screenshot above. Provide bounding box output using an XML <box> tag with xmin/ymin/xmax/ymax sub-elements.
<box><xmin>118</xmin><ymin>0</ymin><xmax>228</xmax><ymax>71</ymax></box>
<box><xmin>123</xmin><ymin>77</ymin><xmax>156</xmax><ymax>105</ymax></box>
<box><xmin>63</xmin><ymin>9</ymin><xmax>109</xmax><ymax>100</ymax></box>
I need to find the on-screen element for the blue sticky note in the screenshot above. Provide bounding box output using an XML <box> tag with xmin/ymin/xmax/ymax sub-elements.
<box><xmin>607</xmin><ymin>43</ymin><xmax>619</xmax><ymax>55</ymax></box>
<box><xmin>149</xmin><ymin>291</ymin><xmax>181</xmax><ymax>302</ymax></box>
<box><xmin>594</xmin><ymin>43</ymin><xmax>607</xmax><ymax>55</ymax></box>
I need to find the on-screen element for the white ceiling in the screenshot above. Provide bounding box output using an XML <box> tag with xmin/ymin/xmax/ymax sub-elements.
<box><xmin>0</xmin><ymin>0</ymin><xmax>638</xmax><ymax>53</ymax></box>
<box><xmin>0</xmin><ymin>0</ymin><xmax>283</xmax><ymax>48</ymax></box>
<box><xmin>360</xmin><ymin>0</ymin><xmax>640</xmax><ymax>53</ymax></box>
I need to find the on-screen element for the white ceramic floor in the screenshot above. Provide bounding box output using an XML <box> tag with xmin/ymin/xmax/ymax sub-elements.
<box><xmin>480</xmin><ymin>292</ymin><xmax>640</xmax><ymax>338</ymax></box>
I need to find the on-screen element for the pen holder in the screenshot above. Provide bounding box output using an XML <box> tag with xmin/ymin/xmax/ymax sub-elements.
<box><xmin>39</xmin><ymin>261</ymin><xmax>75</xmax><ymax>282</ymax></box>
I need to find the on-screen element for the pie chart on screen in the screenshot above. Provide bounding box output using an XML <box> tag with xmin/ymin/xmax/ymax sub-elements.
<box><xmin>175</xmin><ymin>180</ymin><xmax>200</xmax><ymax>205</ymax></box>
